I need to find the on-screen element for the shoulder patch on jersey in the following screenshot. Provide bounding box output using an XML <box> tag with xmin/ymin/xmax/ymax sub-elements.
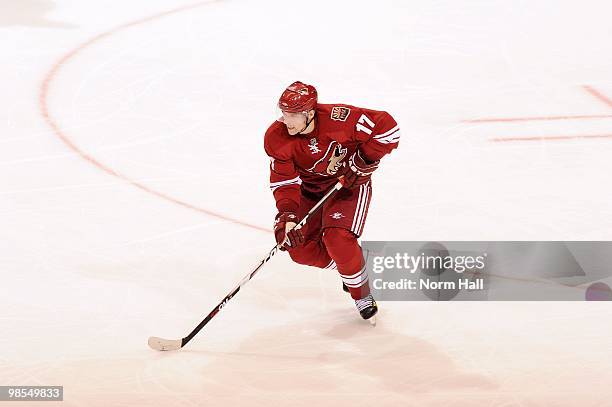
<box><xmin>330</xmin><ymin>106</ymin><xmax>351</xmax><ymax>122</ymax></box>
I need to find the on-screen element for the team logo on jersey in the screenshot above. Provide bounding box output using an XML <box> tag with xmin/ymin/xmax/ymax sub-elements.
<box><xmin>330</xmin><ymin>212</ymin><xmax>345</xmax><ymax>219</ymax></box>
<box><xmin>308</xmin><ymin>138</ymin><xmax>321</xmax><ymax>154</ymax></box>
<box><xmin>331</xmin><ymin>106</ymin><xmax>351</xmax><ymax>122</ymax></box>
<box><xmin>307</xmin><ymin>141</ymin><xmax>348</xmax><ymax>176</ymax></box>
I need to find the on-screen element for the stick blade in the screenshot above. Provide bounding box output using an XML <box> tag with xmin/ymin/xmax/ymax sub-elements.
<box><xmin>148</xmin><ymin>336</ymin><xmax>183</xmax><ymax>351</ymax></box>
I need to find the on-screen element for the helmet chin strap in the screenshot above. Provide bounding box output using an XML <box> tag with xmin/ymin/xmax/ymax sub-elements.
<box><xmin>297</xmin><ymin>112</ymin><xmax>315</xmax><ymax>135</ymax></box>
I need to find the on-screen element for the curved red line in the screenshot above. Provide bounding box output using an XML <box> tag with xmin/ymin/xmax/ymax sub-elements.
<box><xmin>582</xmin><ymin>85</ymin><xmax>612</xmax><ymax>109</ymax></box>
<box><xmin>39</xmin><ymin>1</ymin><xmax>270</xmax><ymax>234</ymax></box>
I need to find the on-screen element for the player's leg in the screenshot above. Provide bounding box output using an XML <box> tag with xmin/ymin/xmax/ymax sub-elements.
<box><xmin>288</xmin><ymin>239</ymin><xmax>336</xmax><ymax>269</ymax></box>
<box><xmin>322</xmin><ymin>180</ymin><xmax>373</xmax><ymax>300</ymax></box>
<box><xmin>286</xmin><ymin>191</ymin><xmax>335</xmax><ymax>270</ymax></box>
<box><xmin>320</xmin><ymin>181</ymin><xmax>377</xmax><ymax>320</ymax></box>
<box><xmin>322</xmin><ymin>227</ymin><xmax>368</xmax><ymax>298</ymax></box>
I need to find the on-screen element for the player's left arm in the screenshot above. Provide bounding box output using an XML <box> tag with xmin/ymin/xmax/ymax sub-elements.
<box><xmin>343</xmin><ymin>108</ymin><xmax>400</xmax><ymax>187</ymax></box>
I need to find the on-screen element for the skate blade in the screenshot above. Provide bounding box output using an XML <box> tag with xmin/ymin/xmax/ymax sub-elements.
<box><xmin>368</xmin><ymin>316</ymin><xmax>377</xmax><ymax>327</ymax></box>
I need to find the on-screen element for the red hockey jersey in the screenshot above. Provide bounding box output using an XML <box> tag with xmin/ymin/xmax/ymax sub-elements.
<box><xmin>264</xmin><ymin>103</ymin><xmax>400</xmax><ymax>213</ymax></box>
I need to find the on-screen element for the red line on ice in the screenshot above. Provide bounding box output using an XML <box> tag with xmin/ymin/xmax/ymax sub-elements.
<box><xmin>463</xmin><ymin>114</ymin><xmax>612</xmax><ymax>123</ymax></box>
<box><xmin>491</xmin><ymin>134</ymin><xmax>612</xmax><ymax>142</ymax></box>
<box><xmin>582</xmin><ymin>85</ymin><xmax>612</xmax><ymax>109</ymax></box>
<box><xmin>39</xmin><ymin>0</ymin><xmax>271</xmax><ymax>233</ymax></box>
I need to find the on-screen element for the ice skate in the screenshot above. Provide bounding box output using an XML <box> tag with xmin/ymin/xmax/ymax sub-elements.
<box><xmin>355</xmin><ymin>293</ymin><xmax>378</xmax><ymax>326</ymax></box>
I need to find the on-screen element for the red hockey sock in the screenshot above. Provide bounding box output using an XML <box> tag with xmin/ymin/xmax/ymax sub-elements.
<box><xmin>288</xmin><ymin>239</ymin><xmax>334</xmax><ymax>269</ymax></box>
<box><xmin>322</xmin><ymin>227</ymin><xmax>370</xmax><ymax>300</ymax></box>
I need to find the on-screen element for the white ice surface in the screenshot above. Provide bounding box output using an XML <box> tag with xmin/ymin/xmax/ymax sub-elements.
<box><xmin>1</xmin><ymin>0</ymin><xmax>612</xmax><ymax>405</ymax></box>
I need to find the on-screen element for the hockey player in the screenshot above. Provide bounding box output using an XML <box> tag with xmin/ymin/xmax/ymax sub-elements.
<box><xmin>264</xmin><ymin>81</ymin><xmax>400</xmax><ymax>322</ymax></box>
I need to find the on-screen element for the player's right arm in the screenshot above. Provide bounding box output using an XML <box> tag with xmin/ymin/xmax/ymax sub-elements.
<box><xmin>264</xmin><ymin>124</ymin><xmax>301</xmax><ymax>213</ymax></box>
<box><xmin>264</xmin><ymin>123</ymin><xmax>304</xmax><ymax>249</ymax></box>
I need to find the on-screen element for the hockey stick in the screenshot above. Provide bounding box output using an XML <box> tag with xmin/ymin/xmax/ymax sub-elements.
<box><xmin>148</xmin><ymin>181</ymin><xmax>344</xmax><ymax>351</ymax></box>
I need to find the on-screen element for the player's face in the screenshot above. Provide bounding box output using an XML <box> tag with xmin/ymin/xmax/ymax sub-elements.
<box><xmin>280</xmin><ymin>111</ymin><xmax>308</xmax><ymax>135</ymax></box>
